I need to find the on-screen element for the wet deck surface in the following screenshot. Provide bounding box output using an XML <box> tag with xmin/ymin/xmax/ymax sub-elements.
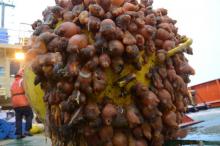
<box><xmin>0</xmin><ymin>134</ymin><xmax>51</xmax><ymax>146</ymax></box>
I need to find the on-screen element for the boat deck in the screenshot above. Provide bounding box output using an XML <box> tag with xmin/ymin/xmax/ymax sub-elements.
<box><xmin>0</xmin><ymin>108</ymin><xmax>220</xmax><ymax>146</ymax></box>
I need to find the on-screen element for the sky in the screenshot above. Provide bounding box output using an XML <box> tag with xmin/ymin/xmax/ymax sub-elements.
<box><xmin>3</xmin><ymin>0</ymin><xmax>220</xmax><ymax>86</ymax></box>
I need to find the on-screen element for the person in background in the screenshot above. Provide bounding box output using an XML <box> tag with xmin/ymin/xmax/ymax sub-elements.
<box><xmin>10</xmin><ymin>68</ymin><xmax>33</xmax><ymax>139</ymax></box>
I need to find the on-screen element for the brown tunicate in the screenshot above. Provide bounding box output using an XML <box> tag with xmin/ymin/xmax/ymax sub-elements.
<box><xmin>176</xmin><ymin>112</ymin><xmax>183</xmax><ymax>124</ymax></box>
<box><xmin>76</xmin><ymin>68</ymin><xmax>93</xmax><ymax>94</ymax></box>
<box><xmin>151</xmin><ymin>71</ymin><xmax>164</xmax><ymax>89</ymax></box>
<box><xmin>31</xmin><ymin>20</ymin><xmax>42</xmax><ymax>30</ymax></box>
<box><xmin>79</xmin><ymin>10</ymin><xmax>89</xmax><ymax>24</ymax></box>
<box><xmin>60</xmin><ymin>100</ymin><xmax>74</xmax><ymax>112</ymax></box>
<box><xmin>116</xmin><ymin>14</ymin><xmax>131</xmax><ymax>30</ymax></box>
<box><xmin>38</xmin><ymin>52</ymin><xmax>62</xmax><ymax>65</ymax></box>
<box><xmin>142</xmin><ymin>91</ymin><xmax>160</xmax><ymax>108</ymax></box>
<box><xmin>105</xmin><ymin>141</ymin><xmax>113</xmax><ymax>146</ymax></box>
<box><xmin>158</xmin><ymin>66</ymin><xmax>167</xmax><ymax>79</ymax></box>
<box><xmin>178</xmin><ymin>62</ymin><xmax>195</xmax><ymax>75</ymax></box>
<box><xmin>84</xmin><ymin>102</ymin><xmax>100</xmax><ymax>120</ymax></box>
<box><xmin>112</xmin><ymin>132</ymin><xmax>128</xmax><ymax>146</ymax></box>
<box><xmin>79</xmin><ymin>45</ymin><xmax>96</xmax><ymax>61</ymax></box>
<box><xmin>126</xmin><ymin>105</ymin><xmax>142</xmax><ymax>127</ymax></box>
<box><xmin>186</xmin><ymin>47</ymin><xmax>193</xmax><ymax>55</ymax></box>
<box><xmin>102</xmin><ymin>103</ymin><xmax>117</xmax><ymax>125</ymax></box>
<box><xmin>124</xmin><ymin>10</ymin><xmax>138</xmax><ymax>17</ymax></box>
<box><xmin>173</xmin><ymin>75</ymin><xmax>188</xmax><ymax>96</ymax></box>
<box><xmin>112</xmin><ymin>107</ymin><xmax>128</xmax><ymax>128</ymax></box>
<box><xmin>151</xmin><ymin>134</ymin><xmax>164</xmax><ymax>146</ymax></box>
<box><xmin>135</xmin><ymin>17</ymin><xmax>145</xmax><ymax>28</ymax></box>
<box><xmin>122</xmin><ymin>2</ymin><xmax>139</xmax><ymax>12</ymax></box>
<box><xmin>67</xmin><ymin>55</ymin><xmax>80</xmax><ymax>76</ymax></box>
<box><xmin>104</xmin><ymin>11</ymin><xmax>113</xmax><ymax>19</ymax></box>
<box><xmin>55</xmin><ymin>22</ymin><xmax>80</xmax><ymax>38</ymax></box>
<box><xmin>160</xmin><ymin>15</ymin><xmax>176</xmax><ymax>24</ymax></box>
<box><xmin>99</xmin><ymin>126</ymin><xmax>114</xmax><ymax>142</ymax></box>
<box><xmin>63</xmin><ymin>112</ymin><xmax>71</xmax><ymax>124</ymax></box>
<box><xmin>85</xmin><ymin>133</ymin><xmax>101</xmax><ymax>146</ymax></box>
<box><xmin>72</xmin><ymin>4</ymin><xmax>85</xmax><ymax>17</ymax></box>
<box><xmin>139</xmin><ymin>25</ymin><xmax>156</xmax><ymax>40</ymax></box>
<box><xmin>155</xmin><ymin>8</ymin><xmax>168</xmax><ymax>16</ymax></box>
<box><xmin>172</xmin><ymin>129</ymin><xmax>187</xmax><ymax>139</ymax></box>
<box><xmin>115</xmin><ymin>27</ymin><xmax>124</xmax><ymax>40</ymax></box>
<box><xmin>162</xmin><ymin>40</ymin><xmax>175</xmax><ymax>51</ymax></box>
<box><xmin>142</xmin><ymin>106</ymin><xmax>162</xmax><ymax>120</ymax></box>
<box><xmin>111</xmin><ymin>0</ymin><xmax>125</xmax><ymax>6</ymax></box>
<box><xmin>135</xmin><ymin>139</ymin><xmax>148</xmax><ymax>146</ymax></box>
<box><xmin>163</xmin><ymin>79</ymin><xmax>174</xmax><ymax>101</ymax></box>
<box><xmin>84</xmin><ymin>0</ymin><xmax>96</xmax><ymax>6</ymax></box>
<box><xmin>132</xmin><ymin>58</ymin><xmax>142</xmax><ymax>70</ymax></box>
<box><xmin>163</xmin><ymin>111</ymin><xmax>178</xmax><ymax>128</ymax></box>
<box><xmin>67</xmin><ymin>34</ymin><xmax>89</xmax><ymax>53</ymax></box>
<box><xmin>100</xmin><ymin>19</ymin><xmax>116</xmax><ymax>40</ymax></box>
<box><xmin>141</xmin><ymin>122</ymin><xmax>152</xmax><ymax>140</ymax></box>
<box><xmin>93</xmin><ymin>68</ymin><xmax>107</xmax><ymax>92</ymax></box>
<box><xmin>99</xmin><ymin>53</ymin><xmax>111</xmax><ymax>68</ymax></box>
<box><xmin>96</xmin><ymin>0</ymin><xmax>111</xmax><ymax>11</ymax></box>
<box><xmin>88</xmin><ymin>16</ymin><xmax>101</xmax><ymax>32</ymax></box>
<box><xmin>31</xmin><ymin>37</ymin><xmax>48</xmax><ymax>54</ymax></box>
<box><xmin>50</xmin><ymin>6</ymin><xmax>63</xmax><ymax>19</ymax></box>
<box><xmin>33</xmin><ymin>24</ymin><xmax>53</xmax><ymax>36</ymax></box>
<box><xmin>111</xmin><ymin>57</ymin><xmax>124</xmax><ymax>73</ymax></box>
<box><xmin>140</xmin><ymin>0</ymin><xmax>153</xmax><ymax>7</ymax></box>
<box><xmin>85</xmin><ymin>56</ymin><xmax>99</xmax><ymax>70</ymax></box>
<box><xmin>57</xmin><ymin>80</ymin><xmax>74</xmax><ymax>95</ymax></box>
<box><xmin>42</xmin><ymin>65</ymin><xmax>53</xmax><ymax>78</ymax></box>
<box><xmin>111</xmin><ymin>7</ymin><xmax>124</xmax><ymax>17</ymax></box>
<box><xmin>123</xmin><ymin>31</ymin><xmax>137</xmax><ymax>45</ymax></box>
<box><xmin>133</xmin><ymin>126</ymin><xmax>144</xmax><ymax>139</ymax></box>
<box><xmin>48</xmin><ymin>90</ymin><xmax>59</xmax><ymax>105</ymax></box>
<box><xmin>156</xmin><ymin>28</ymin><xmax>172</xmax><ymax>41</ymax></box>
<box><xmin>145</xmin><ymin>13</ymin><xmax>156</xmax><ymax>26</ymax></box>
<box><xmin>128</xmin><ymin>22</ymin><xmax>138</xmax><ymax>33</ymax></box>
<box><xmin>38</xmin><ymin>32</ymin><xmax>56</xmax><ymax>45</ymax></box>
<box><xmin>89</xmin><ymin>4</ymin><xmax>105</xmax><ymax>18</ymax></box>
<box><xmin>69</xmin><ymin>90</ymin><xmax>87</xmax><ymax>105</ymax></box>
<box><xmin>154</xmin><ymin>39</ymin><xmax>163</xmax><ymax>48</ymax></box>
<box><xmin>167</xmin><ymin>68</ymin><xmax>177</xmax><ymax>82</ymax></box>
<box><xmin>125</xmin><ymin>45</ymin><xmax>139</xmax><ymax>59</ymax></box>
<box><xmin>158</xmin><ymin>23</ymin><xmax>173</xmax><ymax>33</ymax></box>
<box><xmin>133</xmin><ymin>83</ymin><xmax>149</xmax><ymax>98</ymax></box>
<box><xmin>135</xmin><ymin>34</ymin><xmax>145</xmax><ymax>46</ymax></box>
<box><xmin>94</xmin><ymin>33</ymin><xmax>108</xmax><ymax>53</ymax></box>
<box><xmin>150</xmin><ymin>116</ymin><xmax>163</xmax><ymax>137</ymax></box>
<box><xmin>172</xmin><ymin>54</ymin><xmax>183</xmax><ymax>67</ymax></box>
<box><xmin>156</xmin><ymin>50</ymin><xmax>167</xmax><ymax>63</ymax></box>
<box><xmin>174</xmin><ymin>95</ymin><xmax>185</xmax><ymax>112</ymax></box>
<box><xmin>157</xmin><ymin>89</ymin><xmax>173</xmax><ymax>109</ymax></box>
<box><xmin>47</xmin><ymin>36</ymin><xmax>68</xmax><ymax>52</ymax></box>
<box><xmin>108</xmin><ymin>40</ymin><xmax>125</xmax><ymax>56</ymax></box>
<box><xmin>63</xmin><ymin>11</ymin><xmax>74</xmax><ymax>22</ymax></box>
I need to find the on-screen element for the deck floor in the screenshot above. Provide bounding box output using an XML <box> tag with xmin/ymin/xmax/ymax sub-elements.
<box><xmin>0</xmin><ymin>134</ymin><xmax>51</xmax><ymax>146</ymax></box>
<box><xmin>0</xmin><ymin>108</ymin><xmax>220</xmax><ymax>146</ymax></box>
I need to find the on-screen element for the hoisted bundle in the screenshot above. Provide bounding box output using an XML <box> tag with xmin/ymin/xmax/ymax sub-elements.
<box><xmin>24</xmin><ymin>0</ymin><xmax>195</xmax><ymax>145</ymax></box>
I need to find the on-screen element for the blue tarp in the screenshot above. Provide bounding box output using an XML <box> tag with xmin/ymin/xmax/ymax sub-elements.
<box><xmin>0</xmin><ymin>119</ymin><xmax>26</xmax><ymax>140</ymax></box>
